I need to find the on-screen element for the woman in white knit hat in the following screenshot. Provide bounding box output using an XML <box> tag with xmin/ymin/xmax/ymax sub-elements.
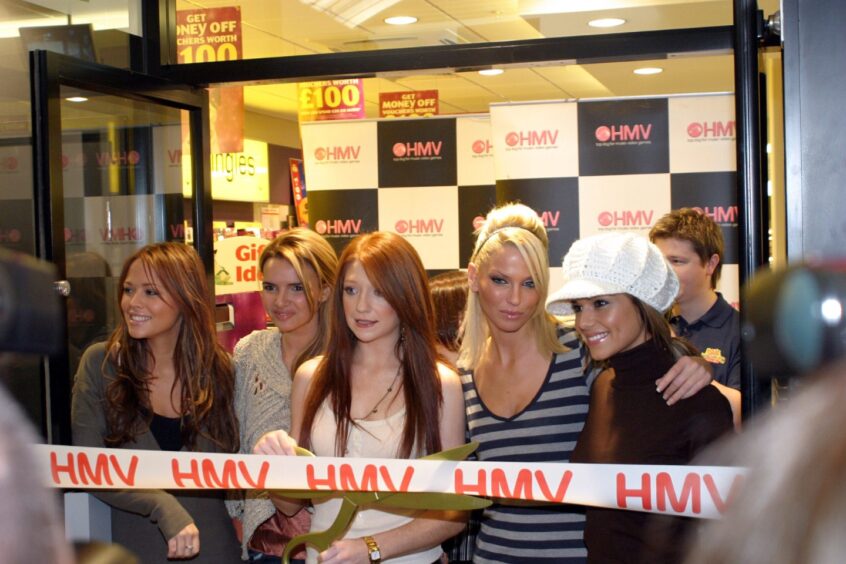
<box><xmin>547</xmin><ymin>232</ymin><xmax>733</xmax><ymax>564</ymax></box>
<box><xmin>457</xmin><ymin>204</ymin><xmax>715</xmax><ymax>563</ymax></box>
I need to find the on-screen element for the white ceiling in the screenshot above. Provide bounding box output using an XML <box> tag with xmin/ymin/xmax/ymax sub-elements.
<box><xmin>3</xmin><ymin>0</ymin><xmax>781</xmax><ymax>126</ymax></box>
<box><xmin>187</xmin><ymin>0</ymin><xmax>776</xmax><ymax>122</ymax></box>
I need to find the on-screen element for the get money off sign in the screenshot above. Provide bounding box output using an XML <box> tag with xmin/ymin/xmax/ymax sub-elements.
<box><xmin>176</xmin><ymin>6</ymin><xmax>241</xmax><ymax>63</ymax></box>
<box><xmin>380</xmin><ymin>90</ymin><xmax>439</xmax><ymax>118</ymax></box>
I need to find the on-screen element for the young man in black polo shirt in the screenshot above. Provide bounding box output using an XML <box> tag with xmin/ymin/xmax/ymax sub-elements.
<box><xmin>650</xmin><ymin>208</ymin><xmax>741</xmax><ymax>427</ymax></box>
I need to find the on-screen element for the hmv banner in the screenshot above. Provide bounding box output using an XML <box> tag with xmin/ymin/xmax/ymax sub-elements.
<box><xmin>301</xmin><ymin>121</ymin><xmax>378</xmax><ymax>191</ymax></box>
<box><xmin>308</xmin><ymin>188</ymin><xmax>378</xmax><ymax>255</ymax></box>
<box><xmin>378</xmin><ymin>186</ymin><xmax>459</xmax><ymax>269</ymax></box>
<box><xmin>671</xmin><ymin>171</ymin><xmax>739</xmax><ymax>264</ymax></box>
<box><xmin>491</xmin><ymin>94</ymin><xmax>739</xmax><ymax>306</ymax></box>
<box><xmin>377</xmin><ymin>118</ymin><xmax>457</xmax><ymax>188</ymax></box>
<box><xmin>497</xmin><ymin>178</ymin><xmax>580</xmax><ymax>265</ymax></box>
<box><xmin>578</xmin><ymin>98</ymin><xmax>669</xmax><ymax>176</ymax></box>
<box><xmin>300</xmin><ymin>96</ymin><xmax>737</xmax><ymax>305</ymax></box>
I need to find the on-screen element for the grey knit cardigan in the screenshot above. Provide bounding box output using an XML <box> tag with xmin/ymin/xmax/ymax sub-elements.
<box><xmin>226</xmin><ymin>329</ymin><xmax>301</xmax><ymax>560</ymax></box>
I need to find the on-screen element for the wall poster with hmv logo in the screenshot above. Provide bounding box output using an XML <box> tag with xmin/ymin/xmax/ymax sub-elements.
<box><xmin>491</xmin><ymin>94</ymin><xmax>739</xmax><ymax>307</ymax></box>
<box><xmin>308</xmin><ymin>188</ymin><xmax>379</xmax><ymax>255</ymax></box>
<box><xmin>376</xmin><ymin>117</ymin><xmax>457</xmax><ymax>188</ymax></box>
<box><xmin>300</xmin><ymin>95</ymin><xmax>737</xmax><ymax>309</ymax></box>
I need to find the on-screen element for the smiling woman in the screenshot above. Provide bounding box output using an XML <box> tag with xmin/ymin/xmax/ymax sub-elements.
<box><xmin>547</xmin><ymin>232</ymin><xmax>733</xmax><ymax>563</ymax></box>
<box><xmin>226</xmin><ymin>228</ymin><xmax>338</xmax><ymax>562</ymax></box>
<box><xmin>71</xmin><ymin>242</ymin><xmax>241</xmax><ymax>563</ymax></box>
<box><xmin>455</xmin><ymin>204</ymin><xmax>717</xmax><ymax>563</ymax></box>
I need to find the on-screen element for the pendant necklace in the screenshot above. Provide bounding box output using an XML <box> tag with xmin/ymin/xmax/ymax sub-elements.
<box><xmin>365</xmin><ymin>363</ymin><xmax>402</xmax><ymax>417</ymax></box>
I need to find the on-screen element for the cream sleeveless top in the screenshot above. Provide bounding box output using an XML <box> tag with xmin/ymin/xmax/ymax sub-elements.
<box><xmin>307</xmin><ymin>401</ymin><xmax>442</xmax><ymax>563</ymax></box>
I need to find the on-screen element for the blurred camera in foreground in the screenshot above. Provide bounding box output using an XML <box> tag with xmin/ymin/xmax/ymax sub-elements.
<box><xmin>742</xmin><ymin>262</ymin><xmax>846</xmax><ymax>379</ymax></box>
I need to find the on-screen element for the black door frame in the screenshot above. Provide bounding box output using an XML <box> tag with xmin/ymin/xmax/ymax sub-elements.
<box><xmin>29</xmin><ymin>49</ymin><xmax>212</xmax><ymax>443</ymax></box>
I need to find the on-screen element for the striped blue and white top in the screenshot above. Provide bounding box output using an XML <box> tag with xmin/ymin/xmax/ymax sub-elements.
<box><xmin>462</xmin><ymin>328</ymin><xmax>589</xmax><ymax>563</ymax></box>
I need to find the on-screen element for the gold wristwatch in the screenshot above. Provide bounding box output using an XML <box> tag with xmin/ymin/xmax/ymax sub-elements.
<box><xmin>363</xmin><ymin>536</ymin><xmax>381</xmax><ymax>562</ymax></box>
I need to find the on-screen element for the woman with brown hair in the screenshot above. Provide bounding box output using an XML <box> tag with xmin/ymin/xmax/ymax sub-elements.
<box><xmin>228</xmin><ymin>228</ymin><xmax>338</xmax><ymax>562</ymax></box>
<box><xmin>255</xmin><ymin>231</ymin><xmax>466</xmax><ymax>563</ymax></box>
<box><xmin>548</xmin><ymin>232</ymin><xmax>732</xmax><ymax>563</ymax></box>
<box><xmin>429</xmin><ymin>270</ymin><xmax>469</xmax><ymax>367</ymax></box>
<box><xmin>72</xmin><ymin>242</ymin><xmax>241</xmax><ymax>562</ymax></box>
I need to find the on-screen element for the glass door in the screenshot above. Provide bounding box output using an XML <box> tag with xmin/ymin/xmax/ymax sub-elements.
<box><xmin>31</xmin><ymin>50</ymin><xmax>211</xmax><ymax>444</ymax></box>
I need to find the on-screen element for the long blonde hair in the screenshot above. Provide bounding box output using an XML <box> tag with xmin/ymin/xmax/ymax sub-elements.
<box><xmin>458</xmin><ymin>203</ymin><xmax>565</xmax><ymax>370</ymax></box>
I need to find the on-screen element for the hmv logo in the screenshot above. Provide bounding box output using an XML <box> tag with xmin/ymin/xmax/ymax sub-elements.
<box><xmin>595</xmin><ymin>124</ymin><xmax>653</xmax><ymax>143</ymax></box>
<box><xmin>315</xmin><ymin>146</ymin><xmax>361</xmax><ymax>161</ymax></box>
<box><xmin>0</xmin><ymin>156</ymin><xmax>19</xmax><ymax>172</ymax></box>
<box><xmin>541</xmin><ymin>210</ymin><xmax>560</xmax><ymax>228</ymax></box>
<box><xmin>100</xmin><ymin>227</ymin><xmax>144</xmax><ymax>242</ymax></box>
<box><xmin>471</xmin><ymin>139</ymin><xmax>492</xmax><ymax>155</ymax></box>
<box><xmin>0</xmin><ymin>229</ymin><xmax>22</xmax><ymax>243</ymax></box>
<box><xmin>692</xmin><ymin>206</ymin><xmax>738</xmax><ymax>224</ymax></box>
<box><xmin>392</xmin><ymin>141</ymin><xmax>442</xmax><ymax>158</ymax></box>
<box><xmin>687</xmin><ymin>121</ymin><xmax>736</xmax><ymax>139</ymax></box>
<box><xmin>505</xmin><ymin>130</ymin><xmax>559</xmax><ymax>147</ymax></box>
<box><xmin>598</xmin><ymin>210</ymin><xmax>655</xmax><ymax>227</ymax></box>
<box><xmin>62</xmin><ymin>153</ymin><xmax>87</xmax><ymax>169</ymax></box>
<box><xmin>395</xmin><ymin>219</ymin><xmax>444</xmax><ymax>235</ymax></box>
<box><xmin>64</xmin><ymin>227</ymin><xmax>86</xmax><ymax>243</ymax></box>
<box><xmin>314</xmin><ymin>219</ymin><xmax>363</xmax><ymax>235</ymax></box>
<box><xmin>95</xmin><ymin>151</ymin><xmax>141</xmax><ymax>167</ymax></box>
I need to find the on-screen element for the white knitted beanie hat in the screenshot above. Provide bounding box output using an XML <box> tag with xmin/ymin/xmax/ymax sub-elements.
<box><xmin>546</xmin><ymin>232</ymin><xmax>679</xmax><ymax>315</ymax></box>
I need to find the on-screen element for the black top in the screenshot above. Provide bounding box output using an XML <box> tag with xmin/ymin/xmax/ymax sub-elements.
<box><xmin>72</xmin><ymin>343</ymin><xmax>241</xmax><ymax>564</ymax></box>
<box><xmin>149</xmin><ymin>412</ymin><xmax>184</xmax><ymax>452</ymax></box>
<box><xmin>571</xmin><ymin>339</ymin><xmax>733</xmax><ymax>564</ymax></box>
<box><xmin>671</xmin><ymin>293</ymin><xmax>741</xmax><ymax>389</ymax></box>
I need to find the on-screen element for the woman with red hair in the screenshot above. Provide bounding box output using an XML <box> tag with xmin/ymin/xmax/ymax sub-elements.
<box><xmin>255</xmin><ymin>232</ymin><xmax>466</xmax><ymax>563</ymax></box>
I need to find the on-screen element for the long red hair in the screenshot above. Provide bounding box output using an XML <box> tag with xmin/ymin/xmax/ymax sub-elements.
<box><xmin>298</xmin><ymin>232</ymin><xmax>443</xmax><ymax>459</ymax></box>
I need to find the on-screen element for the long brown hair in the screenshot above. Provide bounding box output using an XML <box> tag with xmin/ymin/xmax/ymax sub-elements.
<box><xmin>104</xmin><ymin>242</ymin><xmax>238</xmax><ymax>452</ymax></box>
<box><xmin>430</xmin><ymin>270</ymin><xmax>469</xmax><ymax>354</ymax></box>
<box><xmin>299</xmin><ymin>232</ymin><xmax>443</xmax><ymax>459</ymax></box>
<box><xmin>259</xmin><ymin>228</ymin><xmax>338</xmax><ymax>372</ymax></box>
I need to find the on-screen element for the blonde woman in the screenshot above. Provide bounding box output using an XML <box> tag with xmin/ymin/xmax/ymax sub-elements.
<box><xmin>458</xmin><ymin>203</ymin><xmax>713</xmax><ymax>562</ymax></box>
<box><xmin>228</xmin><ymin>229</ymin><xmax>338</xmax><ymax>562</ymax></box>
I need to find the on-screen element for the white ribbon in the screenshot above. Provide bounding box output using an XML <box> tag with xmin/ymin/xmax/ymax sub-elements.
<box><xmin>34</xmin><ymin>444</ymin><xmax>744</xmax><ymax>519</ymax></box>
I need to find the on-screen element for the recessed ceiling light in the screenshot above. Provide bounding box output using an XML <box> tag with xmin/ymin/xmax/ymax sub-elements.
<box><xmin>65</xmin><ymin>96</ymin><xmax>88</xmax><ymax>102</ymax></box>
<box><xmin>384</xmin><ymin>16</ymin><xmax>417</xmax><ymax>25</ymax></box>
<box><xmin>588</xmin><ymin>18</ymin><xmax>626</xmax><ymax>28</ymax></box>
<box><xmin>478</xmin><ymin>68</ymin><xmax>504</xmax><ymax>76</ymax></box>
<box><xmin>633</xmin><ymin>67</ymin><xmax>663</xmax><ymax>75</ymax></box>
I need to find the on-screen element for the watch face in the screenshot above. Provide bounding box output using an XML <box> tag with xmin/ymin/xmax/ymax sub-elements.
<box><xmin>370</xmin><ymin>549</ymin><xmax>381</xmax><ymax>561</ymax></box>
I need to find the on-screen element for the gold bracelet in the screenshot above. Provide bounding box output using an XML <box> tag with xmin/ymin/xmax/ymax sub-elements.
<box><xmin>363</xmin><ymin>535</ymin><xmax>382</xmax><ymax>562</ymax></box>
